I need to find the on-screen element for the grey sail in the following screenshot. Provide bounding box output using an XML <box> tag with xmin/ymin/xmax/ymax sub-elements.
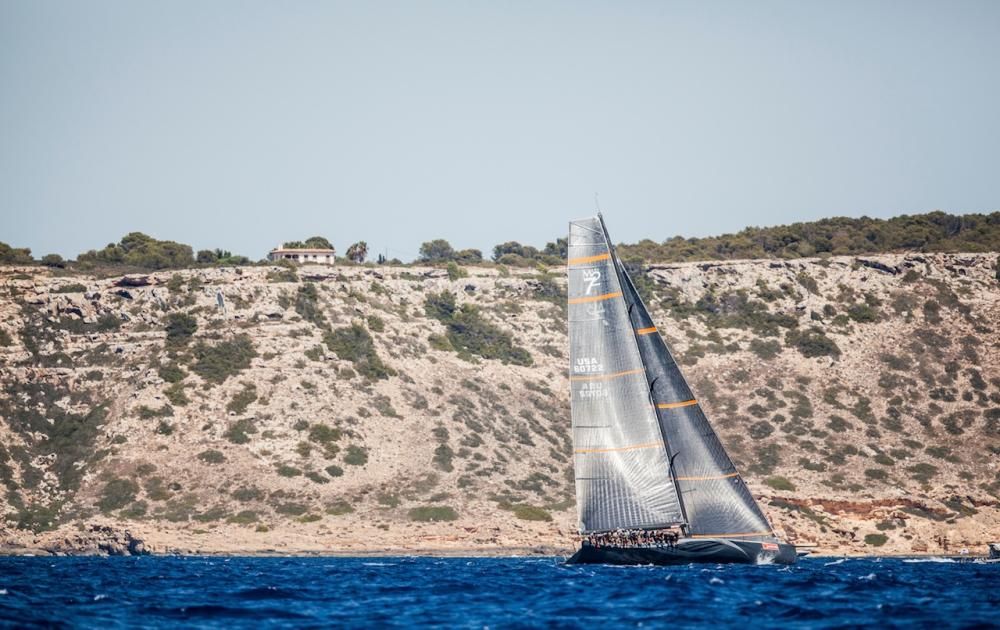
<box><xmin>614</xmin><ymin>242</ymin><xmax>777</xmax><ymax>541</ymax></box>
<box><xmin>568</xmin><ymin>217</ymin><xmax>685</xmax><ymax>534</ymax></box>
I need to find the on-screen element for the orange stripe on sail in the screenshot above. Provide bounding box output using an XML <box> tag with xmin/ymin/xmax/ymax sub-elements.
<box><xmin>689</xmin><ymin>531</ymin><xmax>773</xmax><ymax>539</ymax></box>
<box><xmin>656</xmin><ymin>399</ymin><xmax>698</xmax><ymax>410</ymax></box>
<box><xmin>568</xmin><ymin>291</ymin><xmax>622</xmax><ymax>305</ymax></box>
<box><xmin>569</xmin><ymin>368</ymin><xmax>643</xmax><ymax>382</ymax></box>
<box><xmin>567</xmin><ymin>252</ymin><xmax>610</xmax><ymax>266</ymax></box>
<box><xmin>674</xmin><ymin>472</ymin><xmax>739</xmax><ymax>481</ymax></box>
<box><xmin>636</xmin><ymin>326</ymin><xmax>657</xmax><ymax>335</ymax></box>
<box><xmin>574</xmin><ymin>441</ymin><xmax>664</xmax><ymax>454</ymax></box>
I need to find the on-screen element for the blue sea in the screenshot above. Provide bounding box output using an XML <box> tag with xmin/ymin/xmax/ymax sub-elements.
<box><xmin>0</xmin><ymin>556</ymin><xmax>997</xmax><ymax>628</ymax></box>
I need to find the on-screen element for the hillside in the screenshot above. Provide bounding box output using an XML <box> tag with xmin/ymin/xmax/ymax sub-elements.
<box><xmin>0</xmin><ymin>253</ymin><xmax>997</xmax><ymax>556</ymax></box>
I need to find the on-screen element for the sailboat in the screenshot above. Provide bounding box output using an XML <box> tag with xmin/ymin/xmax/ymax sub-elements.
<box><xmin>565</xmin><ymin>215</ymin><xmax>797</xmax><ymax>566</ymax></box>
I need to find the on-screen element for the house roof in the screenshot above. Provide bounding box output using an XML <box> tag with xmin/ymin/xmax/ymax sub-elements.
<box><xmin>269</xmin><ymin>248</ymin><xmax>336</xmax><ymax>254</ymax></box>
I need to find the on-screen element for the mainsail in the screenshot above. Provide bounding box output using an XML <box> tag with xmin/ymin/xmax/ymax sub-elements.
<box><xmin>568</xmin><ymin>215</ymin><xmax>776</xmax><ymax>541</ymax></box>
<box><xmin>568</xmin><ymin>217</ymin><xmax>685</xmax><ymax>533</ymax></box>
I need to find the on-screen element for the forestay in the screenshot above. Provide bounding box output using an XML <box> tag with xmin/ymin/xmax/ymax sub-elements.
<box><xmin>567</xmin><ymin>217</ymin><xmax>685</xmax><ymax>533</ymax></box>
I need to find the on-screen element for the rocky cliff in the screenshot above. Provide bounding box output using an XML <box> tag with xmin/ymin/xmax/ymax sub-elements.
<box><xmin>0</xmin><ymin>253</ymin><xmax>997</xmax><ymax>556</ymax></box>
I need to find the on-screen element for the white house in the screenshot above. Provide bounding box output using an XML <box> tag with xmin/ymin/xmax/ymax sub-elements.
<box><xmin>267</xmin><ymin>246</ymin><xmax>336</xmax><ymax>264</ymax></box>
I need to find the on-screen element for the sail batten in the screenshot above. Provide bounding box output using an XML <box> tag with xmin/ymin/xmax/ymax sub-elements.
<box><xmin>568</xmin><ymin>217</ymin><xmax>685</xmax><ymax>534</ymax></box>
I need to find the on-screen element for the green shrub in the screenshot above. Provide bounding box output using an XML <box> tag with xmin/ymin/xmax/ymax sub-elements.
<box><xmin>446</xmin><ymin>261</ymin><xmax>468</xmax><ymax>281</ymax></box>
<box><xmin>267</xmin><ymin>267</ymin><xmax>299</xmax><ymax>283</ymax></box>
<box><xmin>226</xmin><ymin>383</ymin><xmax>258</xmax><ymax>414</ymax></box>
<box><xmin>510</xmin><ymin>504</ymin><xmax>552</xmax><ymax>522</ymax></box>
<box><xmin>53</xmin><ymin>283</ymin><xmax>87</xmax><ymax>293</ymax></box>
<box><xmin>378</xmin><ymin>493</ymin><xmax>401</xmax><ymax>507</ymax></box>
<box><xmin>228</xmin><ymin>510</ymin><xmax>259</xmax><ymax>524</ymax></box>
<box><xmin>304</xmin><ymin>345</ymin><xmax>324</xmax><ymax>361</ymax></box>
<box><xmin>323</xmin><ymin>323</ymin><xmax>395</xmax><ymax>380</ymax></box>
<box><xmin>880</xmin><ymin>354</ymin><xmax>911</xmax><ymax>371</ymax></box>
<box><xmin>749</xmin><ymin>338</ymin><xmax>781</xmax><ymax>359</ymax></box>
<box><xmin>922</xmin><ymin>300</ymin><xmax>942</xmax><ymax>324</ymax></box>
<box><xmin>433</xmin><ymin>444</ymin><xmax>454</xmax><ymax>472</ymax></box>
<box><xmin>166</xmin><ymin>274</ymin><xmax>185</xmax><ymax>291</ymax></box>
<box><xmin>847</xmin><ymin>303</ymin><xmax>880</xmax><ymax>323</ymax></box>
<box><xmin>423</xmin><ymin>291</ymin><xmax>532</xmax><ymax>366</ymax></box>
<box><xmin>309</xmin><ymin>424</ymin><xmax>343</xmax><ymax>445</ymax></box>
<box><xmin>325</xmin><ymin>465</ymin><xmax>344</xmax><ymax>478</ymax></box>
<box><xmin>197</xmin><ymin>449</ymin><xmax>226</xmax><ymax>464</ymax></box>
<box><xmin>873</xmin><ymin>453</ymin><xmax>894</xmax><ymax>466</ymax></box>
<box><xmin>799</xmin><ymin>457</ymin><xmax>827</xmax><ymax>472</ymax></box>
<box><xmin>155</xmin><ymin>421</ymin><xmax>174</xmax><ymax>435</ymax></box>
<box><xmin>749</xmin><ymin>421</ymin><xmax>774</xmax><ymax>439</ymax></box>
<box><xmin>408</xmin><ymin>505</ymin><xmax>458</xmax><ymax>522</ymax></box>
<box><xmin>190</xmin><ymin>334</ymin><xmax>257</xmax><ymax>383</ymax></box>
<box><xmin>864</xmin><ymin>533</ymin><xmax>888</xmax><ymax>547</ymax></box>
<box><xmin>367</xmin><ymin>315</ymin><xmax>385</xmax><ymax>333</ymax></box>
<box><xmin>276</xmin><ymin>464</ymin><xmax>302</xmax><ymax>477</ymax></box>
<box><xmin>864</xmin><ymin>468</ymin><xmax>888</xmax><ymax>480</ymax></box>
<box><xmin>785</xmin><ymin>328</ymin><xmax>840</xmax><ymax>358</ymax></box>
<box><xmin>137</xmin><ymin>404</ymin><xmax>173</xmax><ymax>419</ymax></box>
<box><xmin>158</xmin><ymin>363</ymin><xmax>186</xmax><ymax>383</ymax></box>
<box><xmin>231</xmin><ymin>486</ymin><xmax>264</xmax><ymax>502</ymax></box>
<box><xmin>796</xmin><ymin>272</ymin><xmax>819</xmax><ymax>295</ymax></box>
<box><xmin>326</xmin><ymin>500</ymin><xmax>354</xmax><ymax>515</ymax></box>
<box><xmin>98</xmin><ymin>478</ymin><xmax>139</xmax><ymax>513</ymax></box>
<box><xmin>764</xmin><ymin>476</ymin><xmax>796</xmax><ymax>491</ymax></box>
<box><xmin>907</xmin><ymin>463</ymin><xmax>938</xmax><ymax>483</ymax></box>
<box><xmin>305</xmin><ymin>471</ymin><xmax>329</xmax><ymax>484</ymax></box>
<box><xmin>120</xmin><ymin>501</ymin><xmax>148</xmax><ymax>519</ymax></box>
<box><xmin>224</xmin><ymin>418</ymin><xmax>257</xmax><ymax>444</ymax></box>
<box><xmin>827</xmin><ymin>416</ymin><xmax>851</xmax><ymax>432</ymax></box>
<box><xmin>164</xmin><ymin>383</ymin><xmax>189</xmax><ymax>406</ymax></box>
<box><xmin>428</xmin><ymin>334</ymin><xmax>453</xmax><ymax>351</ymax></box>
<box><xmin>144</xmin><ymin>477</ymin><xmax>172</xmax><ymax>502</ymax></box>
<box><xmin>0</xmin><ymin>328</ymin><xmax>12</xmax><ymax>347</ymax></box>
<box><xmin>294</xmin><ymin>283</ymin><xmax>326</xmax><ymax>327</ymax></box>
<box><xmin>343</xmin><ymin>445</ymin><xmax>368</xmax><ymax>466</ymax></box>
<box><xmin>275</xmin><ymin>502</ymin><xmax>308</xmax><ymax>516</ymax></box>
<box><xmin>193</xmin><ymin>506</ymin><xmax>229</xmax><ymax>522</ymax></box>
<box><xmin>164</xmin><ymin>313</ymin><xmax>197</xmax><ymax>345</ymax></box>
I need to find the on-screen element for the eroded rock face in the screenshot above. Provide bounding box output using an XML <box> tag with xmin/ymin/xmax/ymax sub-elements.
<box><xmin>0</xmin><ymin>254</ymin><xmax>997</xmax><ymax>556</ymax></box>
<box><xmin>43</xmin><ymin>525</ymin><xmax>149</xmax><ymax>556</ymax></box>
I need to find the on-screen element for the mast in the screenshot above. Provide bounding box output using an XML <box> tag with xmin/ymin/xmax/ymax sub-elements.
<box><xmin>596</xmin><ymin>214</ymin><xmax>691</xmax><ymax>530</ymax></box>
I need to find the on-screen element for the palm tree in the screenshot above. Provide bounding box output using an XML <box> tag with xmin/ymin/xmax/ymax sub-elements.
<box><xmin>346</xmin><ymin>241</ymin><xmax>368</xmax><ymax>264</ymax></box>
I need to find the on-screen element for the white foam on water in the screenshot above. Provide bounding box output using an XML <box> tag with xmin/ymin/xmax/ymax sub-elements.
<box><xmin>709</xmin><ymin>577</ymin><xmax>725</xmax><ymax>585</ymax></box>
<box><xmin>94</xmin><ymin>594</ymin><xmax>107</xmax><ymax>601</ymax></box>
<box><xmin>824</xmin><ymin>558</ymin><xmax>846</xmax><ymax>566</ymax></box>
<box><xmin>0</xmin><ymin>589</ymin><xmax>7</xmax><ymax>595</ymax></box>
<box><xmin>903</xmin><ymin>557</ymin><xmax>956</xmax><ymax>564</ymax></box>
<box><xmin>859</xmin><ymin>573</ymin><xmax>877</xmax><ymax>581</ymax></box>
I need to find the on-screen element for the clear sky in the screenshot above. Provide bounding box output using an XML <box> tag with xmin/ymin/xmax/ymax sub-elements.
<box><xmin>2</xmin><ymin>1</ymin><xmax>998</xmax><ymax>261</ymax></box>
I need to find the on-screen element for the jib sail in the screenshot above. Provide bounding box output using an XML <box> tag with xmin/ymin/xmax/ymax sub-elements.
<box><xmin>568</xmin><ymin>217</ymin><xmax>685</xmax><ymax>533</ymax></box>
<box><xmin>612</xmin><ymin>223</ymin><xmax>776</xmax><ymax>541</ymax></box>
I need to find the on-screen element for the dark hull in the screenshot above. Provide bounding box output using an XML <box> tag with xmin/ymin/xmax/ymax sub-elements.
<box><xmin>567</xmin><ymin>538</ymin><xmax>797</xmax><ymax>566</ymax></box>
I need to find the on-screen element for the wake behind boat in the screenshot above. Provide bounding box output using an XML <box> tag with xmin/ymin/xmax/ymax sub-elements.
<box><xmin>565</xmin><ymin>215</ymin><xmax>796</xmax><ymax>566</ymax></box>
